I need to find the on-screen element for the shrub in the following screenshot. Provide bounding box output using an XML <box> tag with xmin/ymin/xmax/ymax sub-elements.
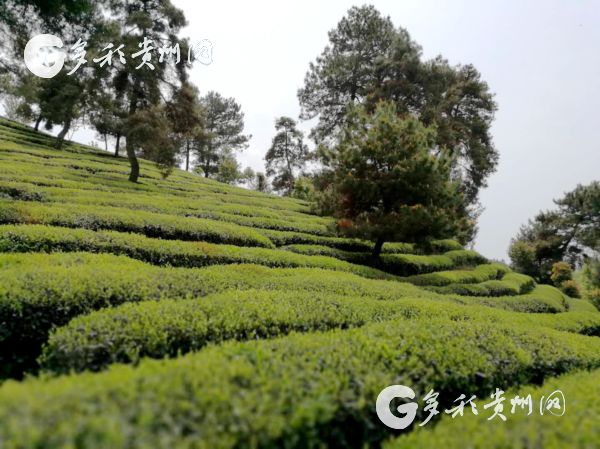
<box><xmin>451</xmin><ymin>285</ymin><xmax>568</xmax><ymax>314</ymax></box>
<box><xmin>404</xmin><ymin>263</ymin><xmax>509</xmax><ymax>287</ymax></box>
<box><xmin>41</xmin><ymin>290</ymin><xmax>600</xmax><ymax>375</ymax></box>
<box><xmin>551</xmin><ymin>261</ymin><xmax>573</xmax><ymax>286</ymax></box>
<box><xmin>0</xmin><ymin>252</ymin><xmax>427</xmax><ymax>378</ymax></box>
<box><xmin>0</xmin><ymin>199</ymin><xmax>275</xmax><ymax>248</ymax></box>
<box><xmin>0</xmin><ymin>224</ymin><xmax>393</xmax><ymax>278</ymax></box>
<box><xmin>502</xmin><ymin>272</ymin><xmax>536</xmax><ymax>294</ymax></box>
<box><xmin>560</xmin><ymin>279</ymin><xmax>582</xmax><ymax>298</ymax></box>
<box><xmin>38</xmin><ymin>291</ymin><xmax>438</xmax><ymax>373</ymax></box>
<box><xmin>1</xmin><ymin>317</ymin><xmax>600</xmax><ymax>449</ymax></box>
<box><xmin>385</xmin><ymin>369</ymin><xmax>600</xmax><ymax>449</ymax></box>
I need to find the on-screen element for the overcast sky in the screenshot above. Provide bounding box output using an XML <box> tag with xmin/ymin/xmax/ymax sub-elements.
<box><xmin>61</xmin><ymin>1</ymin><xmax>600</xmax><ymax>260</ymax></box>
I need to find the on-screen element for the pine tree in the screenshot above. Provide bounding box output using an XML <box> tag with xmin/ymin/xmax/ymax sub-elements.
<box><xmin>322</xmin><ymin>101</ymin><xmax>468</xmax><ymax>258</ymax></box>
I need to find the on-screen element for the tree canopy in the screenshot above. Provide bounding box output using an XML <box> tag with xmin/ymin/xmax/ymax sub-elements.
<box><xmin>265</xmin><ymin>116</ymin><xmax>308</xmax><ymax>195</ymax></box>
<box><xmin>509</xmin><ymin>181</ymin><xmax>600</xmax><ymax>283</ymax></box>
<box><xmin>298</xmin><ymin>5</ymin><xmax>498</xmax><ymax>206</ymax></box>
<box><xmin>319</xmin><ymin>101</ymin><xmax>468</xmax><ymax>257</ymax></box>
<box><xmin>193</xmin><ymin>91</ymin><xmax>250</xmax><ymax>178</ymax></box>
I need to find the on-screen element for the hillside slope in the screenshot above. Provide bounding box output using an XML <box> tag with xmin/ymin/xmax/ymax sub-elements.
<box><xmin>0</xmin><ymin>116</ymin><xmax>598</xmax><ymax>448</ymax></box>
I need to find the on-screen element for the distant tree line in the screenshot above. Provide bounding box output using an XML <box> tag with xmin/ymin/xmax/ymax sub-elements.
<box><xmin>509</xmin><ymin>181</ymin><xmax>599</xmax><ymax>299</ymax></box>
<box><xmin>0</xmin><ymin>0</ymin><xmax>253</xmax><ymax>184</ymax></box>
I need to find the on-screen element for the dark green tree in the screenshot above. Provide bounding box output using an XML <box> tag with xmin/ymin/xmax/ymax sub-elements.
<box><xmin>126</xmin><ymin>105</ymin><xmax>179</xmax><ymax>178</ymax></box>
<box><xmin>509</xmin><ymin>181</ymin><xmax>600</xmax><ymax>282</ymax></box>
<box><xmin>299</xmin><ymin>5</ymin><xmax>498</xmax><ymax>206</ymax></box>
<box><xmin>166</xmin><ymin>83</ymin><xmax>203</xmax><ymax>171</ymax></box>
<box><xmin>100</xmin><ymin>0</ymin><xmax>189</xmax><ymax>182</ymax></box>
<box><xmin>265</xmin><ymin>116</ymin><xmax>308</xmax><ymax>195</ymax></box>
<box><xmin>252</xmin><ymin>172</ymin><xmax>270</xmax><ymax>193</ymax></box>
<box><xmin>89</xmin><ymin>90</ymin><xmax>127</xmax><ymax>156</ymax></box>
<box><xmin>193</xmin><ymin>91</ymin><xmax>250</xmax><ymax>178</ymax></box>
<box><xmin>322</xmin><ymin>101</ymin><xmax>468</xmax><ymax>258</ymax></box>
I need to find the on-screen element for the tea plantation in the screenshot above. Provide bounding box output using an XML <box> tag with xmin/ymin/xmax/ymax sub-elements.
<box><xmin>0</xmin><ymin>117</ymin><xmax>598</xmax><ymax>448</ymax></box>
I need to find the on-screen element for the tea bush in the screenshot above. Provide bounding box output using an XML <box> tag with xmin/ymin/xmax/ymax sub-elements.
<box><xmin>1</xmin><ymin>317</ymin><xmax>599</xmax><ymax>449</ymax></box>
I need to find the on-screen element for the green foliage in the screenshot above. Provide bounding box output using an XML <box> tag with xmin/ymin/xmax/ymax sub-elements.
<box><xmin>41</xmin><ymin>290</ymin><xmax>600</xmax><ymax>375</ymax></box>
<box><xmin>450</xmin><ymin>285</ymin><xmax>568</xmax><ymax>314</ymax></box>
<box><xmin>1</xmin><ymin>316</ymin><xmax>600</xmax><ymax>448</ymax></box>
<box><xmin>320</xmin><ymin>101</ymin><xmax>468</xmax><ymax>256</ymax></box>
<box><xmin>252</xmin><ymin>171</ymin><xmax>270</xmax><ymax>193</ymax></box>
<box><xmin>560</xmin><ymin>279</ymin><xmax>581</xmax><ymax>298</ymax></box>
<box><xmin>299</xmin><ymin>5</ymin><xmax>498</xmax><ymax>204</ymax></box>
<box><xmin>386</xmin><ymin>369</ymin><xmax>600</xmax><ymax>449</ymax></box>
<box><xmin>165</xmin><ymin>82</ymin><xmax>203</xmax><ymax>171</ymax></box>
<box><xmin>510</xmin><ymin>181</ymin><xmax>600</xmax><ymax>282</ymax></box>
<box><xmin>0</xmin><ymin>116</ymin><xmax>596</xmax><ymax>447</ymax></box>
<box><xmin>0</xmin><ymin>251</ymin><xmax>440</xmax><ymax>378</ymax></box>
<box><xmin>551</xmin><ymin>261</ymin><xmax>573</xmax><ymax>286</ymax></box>
<box><xmin>0</xmin><ymin>224</ymin><xmax>395</xmax><ymax>279</ymax></box>
<box><xmin>126</xmin><ymin>105</ymin><xmax>180</xmax><ymax>177</ymax></box>
<box><xmin>428</xmin><ymin>272</ymin><xmax>536</xmax><ymax>297</ymax></box>
<box><xmin>265</xmin><ymin>117</ymin><xmax>308</xmax><ymax>195</ymax></box>
<box><xmin>582</xmin><ymin>257</ymin><xmax>600</xmax><ymax>288</ymax></box>
<box><xmin>193</xmin><ymin>91</ymin><xmax>250</xmax><ymax>179</ymax></box>
<box><xmin>281</xmin><ymin>245</ymin><xmax>478</xmax><ymax>276</ymax></box>
<box><xmin>38</xmin><ymin>290</ymin><xmax>431</xmax><ymax>373</ymax></box>
<box><xmin>404</xmin><ymin>263</ymin><xmax>508</xmax><ymax>286</ymax></box>
<box><xmin>0</xmin><ymin>199</ymin><xmax>275</xmax><ymax>247</ymax></box>
<box><xmin>290</xmin><ymin>176</ymin><xmax>315</xmax><ymax>201</ymax></box>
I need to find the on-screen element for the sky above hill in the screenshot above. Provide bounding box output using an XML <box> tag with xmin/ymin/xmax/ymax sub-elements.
<box><xmin>14</xmin><ymin>0</ymin><xmax>600</xmax><ymax>261</ymax></box>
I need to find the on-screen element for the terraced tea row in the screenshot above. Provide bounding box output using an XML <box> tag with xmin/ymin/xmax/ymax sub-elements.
<box><xmin>0</xmin><ymin>252</ymin><xmax>568</xmax><ymax>378</ymax></box>
<box><xmin>40</xmin><ymin>289</ymin><xmax>600</xmax><ymax>375</ymax></box>
<box><xmin>0</xmin><ymin>316</ymin><xmax>598</xmax><ymax>449</ymax></box>
<box><xmin>386</xmin><ymin>368</ymin><xmax>600</xmax><ymax>449</ymax></box>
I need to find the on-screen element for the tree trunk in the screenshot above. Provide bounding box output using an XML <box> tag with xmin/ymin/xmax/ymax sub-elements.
<box><xmin>127</xmin><ymin>76</ymin><xmax>141</xmax><ymax>182</ymax></box>
<box><xmin>372</xmin><ymin>237</ymin><xmax>385</xmax><ymax>259</ymax></box>
<box><xmin>104</xmin><ymin>134</ymin><xmax>108</xmax><ymax>152</ymax></box>
<box><xmin>55</xmin><ymin>119</ymin><xmax>71</xmax><ymax>149</ymax></box>
<box><xmin>115</xmin><ymin>134</ymin><xmax>121</xmax><ymax>157</ymax></box>
<box><xmin>126</xmin><ymin>138</ymin><xmax>139</xmax><ymax>182</ymax></box>
<box><xmin>185</xmin><ymin>140</ymin><xmax>190</xmax><ymax>171</ymax></box>
<box><xmin>34</xmin><ymin>115</ymin><xmax>42</xmax><ymax>131</ymax></box>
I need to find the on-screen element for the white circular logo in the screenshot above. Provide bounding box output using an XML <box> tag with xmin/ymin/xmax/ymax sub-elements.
<box><xmin>375</xmin><ymin>385</ymin><xmax>418</xmax><ymax>429</ymax></box>
<box><xmin>23</xmin><ymin>34</ymin><xmax>65</xmax><ymax>78</ymax></box>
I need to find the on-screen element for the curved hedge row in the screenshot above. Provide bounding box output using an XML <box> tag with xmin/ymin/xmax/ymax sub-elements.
<box><xmin>40</xmin><ymin>290</ymin><xmax>600</xmax><ymax>375</ymax></box>
<box><xmin>0</xmin><ymin>224</ymin><xmax>394</xmax><ymax>278</ymax></box>
<box><xmin>372</xmin><ymin>250</ymin><xmax>485</xmax><ymax>277</ymax></box>
<box><xmin>451</xmin><ymin>285</ymin><xmax>568</xmax><ymax>313</ymax></box>
<box><xmin>0</xmin><ymin>251</ymin><xmax>570</xmax><ymax>379</ymax></box>
<box><xmin>386</xmin><ymin>368</ymin><xmax>600</xmax><ymax>449</ymax></box>
<box><xmin>262</xmin><ymin>230</ymin><xmax>462</xmax><ymax>253</ymax></box>
<box><xmin>0</xmin><ymin>252</ymin><xmax>428</xmax><ymax>378</ymax></box>
<box><xmin>39</xmin><ymin>290</ymin><xmax>429</xmax><ymax>374</ymax></box>
<box><xmin>405</xmin><ymin>263</ymin><xmax>509</xmax><ymax>286</ymax></box>
<box><xmin>0</xmin><ymin>199</ymin><xmax>275</xmax><ymax>248</ymax></box>
<box><xmin>0</xmin><ymin>225</ymin><xmax>481</xmax><ymax>279</ymax></box>
<box><xmin>1</xmin><ymin>317</ymin><xmax>599</xmax><ymax>449</ymax></box>
<box><xmin>428</xmin><ymin>272</ymin><xmax>536</xmax><ymax>297</ymax></box>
